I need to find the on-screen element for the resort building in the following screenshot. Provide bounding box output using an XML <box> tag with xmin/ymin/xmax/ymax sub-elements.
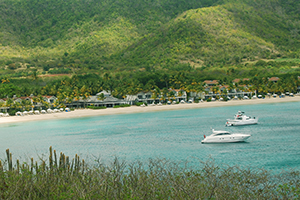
<box><xmin>203</xmin><ymin>80</ymin><xmax>219</xmax><ymax>87</ymax></box>
<box><xmin>43</xmin><ymin>96</ymin><xmax>57</xmax><ymax>104</ymax></box>
<box><xmin>168</xmin><ymin>89</ymin><xmax>187</xmax><ymax>102</ymax></box>
<box><xmin>268</xmin><ymin>77</ymin><xmax>280</xmax><ymax>83</ymax></box>
<box><xmin>65</xmin><ymin>91</ymin><xmax>126</xmax><ymax>108</ymax></box>
<box><xmin>232</xmin><ymin>78</ymin><xmax>250</xmax><ymax>85</ymax></box>
<box><xmin>124</xmin><ymin>95</ymin><xmax>139</xmax><ymax>105</ymax></box>
<box><xmin>125</xmin><ymin>89</ymin><xmax>188</xmax><ymax>105</ymax></box>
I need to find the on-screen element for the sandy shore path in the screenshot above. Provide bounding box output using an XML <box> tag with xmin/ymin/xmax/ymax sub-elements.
<box><xmin>0</xmin><ymin>96</ymin><xmax>299</xmax><ymax>124</ymax></box>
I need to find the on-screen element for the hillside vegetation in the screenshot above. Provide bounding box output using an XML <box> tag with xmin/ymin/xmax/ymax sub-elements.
<box><xmin>0</xmin><ymin>0</ymin><xmax>299</xmax><ymax>80</ymax></box>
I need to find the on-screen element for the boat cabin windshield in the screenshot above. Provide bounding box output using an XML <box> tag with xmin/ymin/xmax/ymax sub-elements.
<box><xmin>214</xmin><ymin>132</ymin><xmax>231</xmax><ymax>136</ymax></box>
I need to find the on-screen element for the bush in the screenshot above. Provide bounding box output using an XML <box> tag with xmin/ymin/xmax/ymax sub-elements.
<box><xmin>87</xmin><ymin>105</ymin><xmax>106</xmax><ymax>109</ymax></box>
<box><xmin>135</xmin><ymin>102</ymin><xmax>147</xmax><ymax>106</ymax></box>
<box><xmin>8</xmin><ymin>108</ymin><xmax>19</xmax><ymax>116</ymax></box>
<box><xmin>222</xmin><ymin>96</ymin><xmax>229</xmax><ymax>101</ymax></box>
<box><xmin>48</xmin><ymin>68</ymin><xmax>71</xmax><ymax>74</ymax></box>
<box><xmin>113</xmin><ymin>104</ymin><xmax>130</xmax><ymax>108</ymax></box>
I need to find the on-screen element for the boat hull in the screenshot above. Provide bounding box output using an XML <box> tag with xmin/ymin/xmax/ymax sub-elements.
<box><xmin>226</xmin><ymin>119</ymin><xmax>258</xmax><ymax>126</ymax></box>
<box><xmin>201</xmin><ymin>135</ymin><xmax>251</xmax><ymax>144</ymax></box>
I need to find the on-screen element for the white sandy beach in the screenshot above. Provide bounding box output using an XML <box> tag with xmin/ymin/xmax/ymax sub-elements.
<box><xmin>0</xmin><ymin>96</ymin><xmax>299</xmax><ymax>124</ymax></box>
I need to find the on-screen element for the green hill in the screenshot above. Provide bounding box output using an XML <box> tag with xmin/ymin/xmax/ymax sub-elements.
<box><xmin>0</xmin><ymin>0</ymin><xmax>299</xmax><ymax>78</ymax></box>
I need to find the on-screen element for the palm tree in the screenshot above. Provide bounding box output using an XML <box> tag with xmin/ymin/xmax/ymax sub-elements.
<box><xmin>53</xmin><ymin>99</ymin><xmax>60</xmax><ymax>109</ymax></box>
<box><xmin>178</xmin><ymin>90</ymin><xmax>183</xmax><ymax>98</ymax></box>
<box><xmin>79</xmin><ymin>85</ymin><xmax>91</xmax><ymax>108</ymax></box>
<box><xmin>258</xmin><ymin>85</ymin><xmax>267</xmax><ymax>96</ymax></box>
<box><xmin>5</xmin><ymin>98</ymin><xmax>14</xmax><ymax>113</ymax></box>
<box><xmin>37</xmin><ymin>95</ymin><xmax>46</xmax><ymax>110</ymax></box>
<box><xmin>103</xmin><ymin>73</ymin><xmax>115</xmax><ymax>93</ymax></box>
<box><xmin>161</xmin><ymin>88</ymin><xmax>169</xmax><ymax>103</ymax></box>
<box><xmin>155</xmin><ymin>87</ymin><xmax>161</xmax><ymax>99</ymax></box>
<box><xmin>73</xmin><ymin>87</ymin><xmax>81</xmax><ymax>109</ymax></box>
<box><xmin>57</xmin><ymin>91</ymin><xmax>67</xmax><ymax>107</ymax></box>
<box><xmin>21</xmin><ymin>99</ymin><xmax>27</xmax><ymax>111</ymax></box>
<box><xmin>212</xmin><ymin>86</ymin><xmax>220</xmax><ymax>100</ymax></box>
<box><xmin>194</xmin><ymin>83</ymin><xmax>204</xmax><ymax>100</ymax></box>
<box><xmin>228</xmin><ymin>83</ymin><xmax>235</xmax><ymax>94</ymax></box>
<box><xmin>66</xmin><ymin>94</ymin><xmax>74</xmax><ymax>108</ymax></box>
<box><xmin>145</xmin><ymin>80</ymin><xmax>156</xmax><ymax>92</ymax></box>
<box><xmin>83</xmin><ymin>92</ymin><xmax>90</xmax><ymax>108</ymax></box>
<box><xmin>14</xmin><ymin>101</ymin><xmax>22</xmax><ymax>112</ymax></box>
<box><xmin>168</xmin><ymin>90</ymin><xmax>176</xmax><ymax>102</ymax></box>
<box><xmin>0</xmin><ymin>101</ymin><xmax>5</xmax><ymax>113</ymax></box>
<box><xmin>97</xmin><ymin>93</ymin><xmax>106</xmax><ymax>101</ymax></box>
<box><xmin>22</xmin><ymin>99</ymin><xmax>32</xmax><ymax>111</ymax></box>
<box><xmin>160</xmin><ymin>73</ymin><xmax>169</xmax><ymax>89</ymax></box>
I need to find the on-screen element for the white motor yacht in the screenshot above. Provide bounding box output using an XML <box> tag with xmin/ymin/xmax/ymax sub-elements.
<box><xmin>201</xmin><ymin>129</ymin><xmax>251</xmax><ymax>144</ymax></box>
<box><xmin>226</xmin><ymin>111</ymin><xmax>258</xmax><ymax>126</ymax></box>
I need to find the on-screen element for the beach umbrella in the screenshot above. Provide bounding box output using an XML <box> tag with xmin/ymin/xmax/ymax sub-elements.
<box><xmin>16</xmin><ymin>111</ymin><xmax>22</xmax><ymax>116</ymax></box>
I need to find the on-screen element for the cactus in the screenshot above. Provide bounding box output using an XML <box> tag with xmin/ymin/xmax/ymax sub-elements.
<box><xmin>6</xmin><ymin>149</ymin><xmax>12</xmax><ymax>171</ymax></box>
<box><xmin>31</xmin><ymin>158</ymin><xmax>34</xmax><ymax>173</ymax></box>
<box><xmin>49</xmin><ymin>146</ymin><xmax>53</xmax><ymax>171</ymax></box>
<box><xmin>16</xmin><ymin>159</ymin><xmax>20</xmax><ymax>174</ymax></box>
<box><xmin>54</xmin><ymin>150</ymin><xmax>57</xmax><ymax>169</ymax></box>
<box><xmin>0</xmin><ymin>160</ymin><xmax>3</xmax><ymax>171</ymax></box>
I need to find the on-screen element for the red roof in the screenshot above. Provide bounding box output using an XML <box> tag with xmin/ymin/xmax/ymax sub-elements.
<box><xmin>233</xmin><ymin>78</ymin><xmax>249</xmax><ymax>83</ymax></box>
<box><xmin>203</xmin><ymin>80</ymin><xmax>218</xmax><ymax>85</ymax></box>
<box><xmin>220</xmin><ymin>85</ymin><xmax>229</xmax><ymax>89</ymax></box>
<box><xmin>268</xmin><ymin>77</ymin><xmax>280</xmax><ymax>81</ymax></box>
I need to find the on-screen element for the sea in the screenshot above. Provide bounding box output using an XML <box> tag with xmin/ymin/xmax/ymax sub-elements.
<box><xmin>1</xmin><ymin>101</ymin><xmax>300</xmax><ymax>173</ymax></box>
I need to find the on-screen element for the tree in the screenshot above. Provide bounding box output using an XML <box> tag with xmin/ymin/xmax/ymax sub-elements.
<box><xmin>160</xmin><ymin>73</ymin><xmax>169</xmax><ymax>88</ymax></box>
<box><xmin>97</xmin><ymin>93</ymin><xmax>106</xmax><ymax>101</ymax></box>
<box><xmin>161</xmin><ymin>88</ymin><xmax>169</xmax><ymax>103</ymax></box>
<box><xmin>32</xmin><ymin>70</ymin><xmax>38</xmax><ymax>81</ymax></box>
<box><xmin>168</xmin><ymin>90</ymin><xmax>175</xmax><ymax>101</ymax></box>
<box><xmin>145</xmin><ymin>79</ymin><xmax>156</xmax><ymax>92</ymax></box>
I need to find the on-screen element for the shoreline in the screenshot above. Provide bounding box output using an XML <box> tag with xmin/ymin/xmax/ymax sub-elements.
<box><xmin>0</xmin><ymin>96</ymin><xmax>299</xmax><ymax>124</ymax></box>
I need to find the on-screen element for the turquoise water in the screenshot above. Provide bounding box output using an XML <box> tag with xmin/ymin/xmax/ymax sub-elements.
<box><xmin>1</xmin><ymin>101</ymin><xmax>300</xmax><ymax>173</ymax></box>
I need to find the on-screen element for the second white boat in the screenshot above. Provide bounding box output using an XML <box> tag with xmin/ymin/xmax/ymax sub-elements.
<box><xmin>226</xmin><ymin>111</ymin><xmax>258</xmax><ymax>126</ymax></box>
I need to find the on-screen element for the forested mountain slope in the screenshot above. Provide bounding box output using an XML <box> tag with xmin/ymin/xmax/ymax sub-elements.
<box><xmin>0</xmin><ymin>0</ymin><xmax>299</xmax><ymax>77</ymax></box>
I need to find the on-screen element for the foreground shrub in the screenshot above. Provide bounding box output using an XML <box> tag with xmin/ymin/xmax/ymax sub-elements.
<box><xmin>0</xmin><ymin>148</ymin><xmax>300</xmax><ymax>199</ymax></box>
